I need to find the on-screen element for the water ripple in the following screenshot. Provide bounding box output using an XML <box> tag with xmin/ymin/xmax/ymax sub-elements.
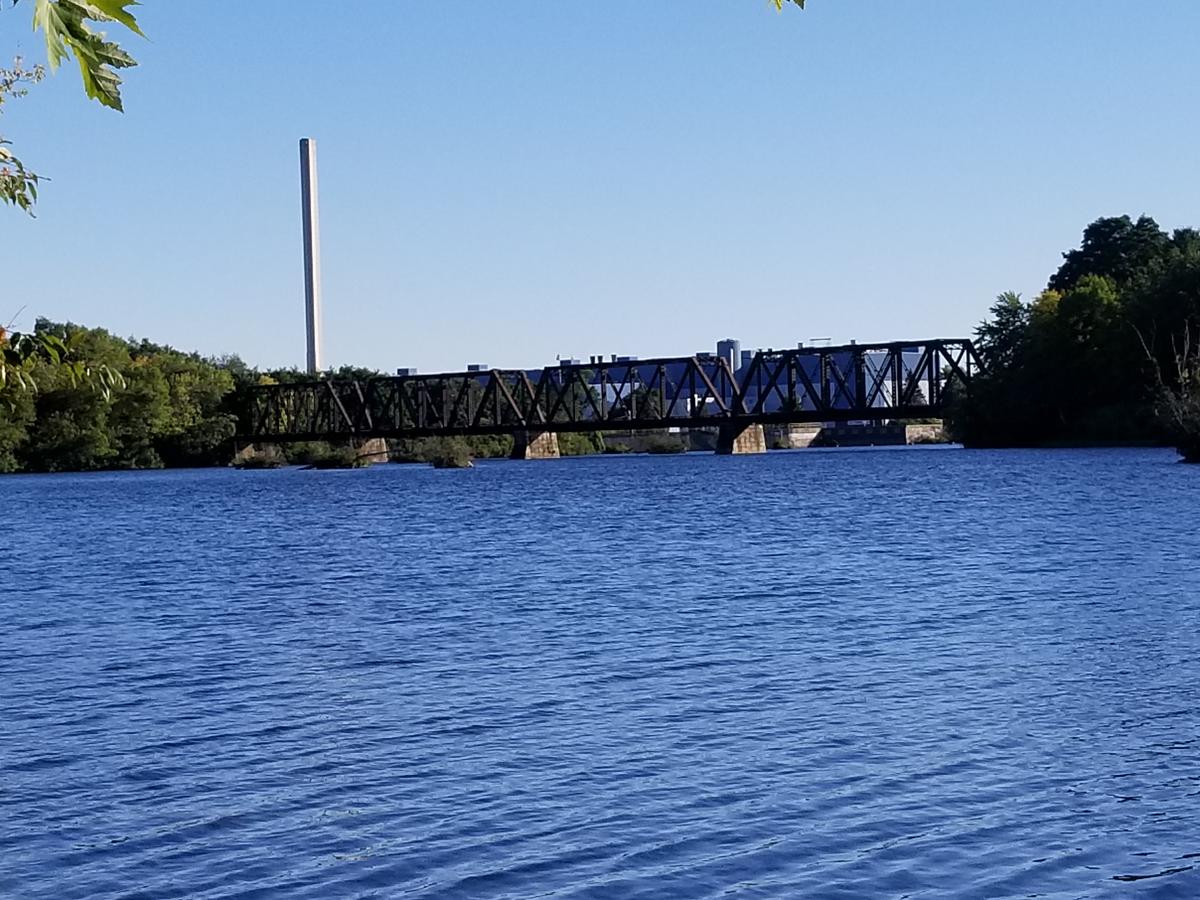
<box><xmin>1</xmin><ymin>448</ymin><xmax>1198</xmax><ymax>898</ymax></box>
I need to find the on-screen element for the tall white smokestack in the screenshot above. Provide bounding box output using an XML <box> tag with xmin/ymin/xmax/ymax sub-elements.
<box><xmin>299</xmin><ymin>138</ymin><xmax>323</xmax><ymax>374</ymax></box>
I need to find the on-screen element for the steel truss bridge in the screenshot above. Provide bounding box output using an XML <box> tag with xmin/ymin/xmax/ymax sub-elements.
<box><xmin>236</xmin><ymin>339</ymin><xmax>982</xmax><ymax>448</ymax></box>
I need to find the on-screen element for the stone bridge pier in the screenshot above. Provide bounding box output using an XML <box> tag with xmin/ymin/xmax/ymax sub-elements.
<box><xmin>716</xmin><ymin>422</ymin><xmax>767</xmax><ymax>455</ymax></box>
<box><xmin>511</xmin><ymin>430</ymin><xmax>561</xmax><ymax>460</ymax></box>
<box><xmin>354</xmin><ymin>437</ymin><xmax>390</xmax><ymax>462</ymax></box>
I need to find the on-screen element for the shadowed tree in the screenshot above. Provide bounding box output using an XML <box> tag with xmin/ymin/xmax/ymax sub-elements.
<box><xmin>1049</xmin><ymin>216</ymin><xmax>1170</xmax><ymax>292</ymax></box>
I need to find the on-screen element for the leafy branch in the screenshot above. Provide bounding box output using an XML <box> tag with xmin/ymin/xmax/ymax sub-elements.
<box><xmin>0</xmin><ymin>58</ymin><xmax>43</xmax><ymax>211</ymax></box>
<box><xmin>1</xmin><ymin>0</ymin><xmax>143</xmax><ymax>211</ymax></box>
<box><xmin>1</xmin><ymin>322</ymin><xmax>125</xmax><ymax>401</ymax></box>
<box><xmin>2</xmin><ymin>3</ymin><xmax>142</xmax><ymax>389</ymax></box>
<box><xmin>26</xmin><ymin>0</ymin><xmax>143</xmax><ymax>111</ymax></box>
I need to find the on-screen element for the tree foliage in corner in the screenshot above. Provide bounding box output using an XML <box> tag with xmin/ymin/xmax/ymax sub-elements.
<box><xmin>2</xmin><ymin>0</ymin><xmax>143</xmax><ymax>388</ymax></box>
<box><xmin>1</xmin><ymin>0</ymin><xmax>143</xmax><ymax>211</ymax></box>
<box><xmin>0</xmin><ymin>59</ymin><xmax>43</xmax><ymax>212</ymax></box>
<box><xmin>28</xmin><ymin>0</ymin><xmax>143</xmax><ymax>110</ymax></box>
<box><xmin>4</xmin><ymin>0</ymin><xmax>806</xmax><ymax>212</ymax></box>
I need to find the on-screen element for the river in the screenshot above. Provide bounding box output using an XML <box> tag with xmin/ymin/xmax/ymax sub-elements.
<box><xmin>2</xmin><ymin>447</ymin><xmax>1198</xmax><ymax>898</ymax></box>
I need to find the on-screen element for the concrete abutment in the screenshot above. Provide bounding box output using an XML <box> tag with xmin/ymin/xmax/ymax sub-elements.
<box><xmin>511</xmin><ymin>431</ymin><xmax>561</xmax><ymax>460</ymax></box>
<box><xmin>354</xmin><ymin>437</ymin><xmax>390</xmax><ymax>463</ymax></box>
<box><xmin>715</xmin><ymin>423</ymin><xmax>767</xmax><ymax>455</ymax></box>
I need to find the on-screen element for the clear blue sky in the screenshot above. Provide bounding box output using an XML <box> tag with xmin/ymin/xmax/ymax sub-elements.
<box><xmin>6</xmin><ymin>2</ymin><xmax>1200</xmax><ymax>373</ymax></box>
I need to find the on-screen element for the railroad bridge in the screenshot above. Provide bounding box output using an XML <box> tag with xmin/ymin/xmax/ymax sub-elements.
<box><xmin>236</xmin><ymin>338</ymin><xmax>982</xmax><ymax>457</ymax></box>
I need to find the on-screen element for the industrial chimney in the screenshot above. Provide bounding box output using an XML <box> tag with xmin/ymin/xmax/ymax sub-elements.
<box><xmin>299</xmin><ymin>138</ymin><xmax>323</xmax><ymax>374</ymax></box>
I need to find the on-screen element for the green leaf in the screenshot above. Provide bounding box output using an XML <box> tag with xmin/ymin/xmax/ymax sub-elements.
<box><xmin>31</xmin><ymin>0</ymin><xmax>74</xmax><ymax>70</ymax></box>
<box><xmin>40</xmin><ymin>334</ymin><xmax>67</xmax><ymax>364</ymax></box>
<box><xmin>88</xmin><ymin>0</ymin><xmax>144</xmax><ymax>36</ymax></box>
<box><xmin>29</xmin><ymin>0</ymin><xmax>142</xmax><ymax>110</ymax></box>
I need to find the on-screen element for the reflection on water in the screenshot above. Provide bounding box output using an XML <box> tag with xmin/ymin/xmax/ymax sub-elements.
<box><xmin>1</xmin><ymin>448</ymin><xmax>1198</xmax><ymax>898</ymax></box>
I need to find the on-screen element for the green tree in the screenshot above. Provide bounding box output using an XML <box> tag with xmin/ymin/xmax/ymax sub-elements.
<box><xmin>0</xmin><ymin>375</ymin><xmax>34</xmax><ymax>470</ymax></box>
<box><xmin>1126</xmin><ymin>235</ymin><xmax>1200</xmax><ymax>377</ymax></box>
<box><xmin>976</xmin><ymin>291</ymin><xmax>1030</xmax><ymax>372</ymax></box>
<box><xmin>958</xmin><ymin>216</ymin><xmax>1200</xmax><ymax>452</ymax></box>
<box><xmin>107</xmin><ymin>360</ymin><xmax>170</xmax><ymax>468</ymax></box>
<box><xmin>1049</xmin><ymin>215</ymin><xmax>1169</xmax><ymax>292</ymax></box>
<box><xmin>558</xmin><ymin>431</ymin><xmax>604</xmax><ymax>456</ymax></box>
<box><xmin>152</xmin><ymin>354</ymin><xmax>236</xmax><ymax>466</ymax></box>
<box><xmin>949</xmin><ymin>292</ymin><xmax>1045</xmax><ymax>446</ymax></box>
<box><xmin>22</xmin><ymin>371</ymin><xmax>116</xmax><ymax>471</ymax></box>
<box><xmin>0</xmin><ymin>320</ymin><xmax>248</xmax><ymax>472</ymax></box>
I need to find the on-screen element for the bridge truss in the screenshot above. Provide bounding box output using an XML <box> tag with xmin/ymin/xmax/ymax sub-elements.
<box><xmin>237</xmin><ymin>339</ymin><xmax>982</xmax><ymax>443</ymax></box>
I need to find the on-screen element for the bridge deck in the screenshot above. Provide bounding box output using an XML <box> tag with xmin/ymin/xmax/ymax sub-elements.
<box><xmin>236</xmin><ymin>339</ymin><xmax>981</xmax><ymax>443</ymax></box>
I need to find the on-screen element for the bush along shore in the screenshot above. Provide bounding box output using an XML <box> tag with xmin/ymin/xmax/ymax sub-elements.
<box><xmin>3</xmin><ymin>216</ymin><xmax>1199</xmax><ymax>474</ymax></box>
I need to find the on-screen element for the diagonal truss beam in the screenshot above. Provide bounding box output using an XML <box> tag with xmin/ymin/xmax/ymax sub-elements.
<box><xmin>236</xmin><ymin>338</ymin><xmax>984</xmax><ymax>441</ymax></box>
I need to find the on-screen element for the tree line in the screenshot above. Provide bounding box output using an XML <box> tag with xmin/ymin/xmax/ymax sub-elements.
<box><xmin>0</xmin><ymin>323</ymin><xmax>612</xmax><ymax>472</ymax></box>
<box><xmin>950</xmin><ymin>215</ymin><xmax>1200</xmax><ymax>461</ymax></box>
<box><xmin>3</xmin><ymin>214</ymin><xmax>1198</xmax><ymax>472</ymax></box>
<box><xmin>0</xmin><ymin>320</ymin><xmax>242</xmax><ymax>472</ymax></box>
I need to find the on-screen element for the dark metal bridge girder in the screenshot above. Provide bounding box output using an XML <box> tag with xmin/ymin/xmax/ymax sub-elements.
<box><xmin>236</xmin><ymin>338</ymin><xmax>982</xmax><ymax>444</ymax></box>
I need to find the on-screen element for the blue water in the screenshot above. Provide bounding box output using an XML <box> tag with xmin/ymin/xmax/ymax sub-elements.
<box><xmin>2</xmin><ymin>448</ymin><xmax>1199</xmax><ymax>899</ymax></box>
